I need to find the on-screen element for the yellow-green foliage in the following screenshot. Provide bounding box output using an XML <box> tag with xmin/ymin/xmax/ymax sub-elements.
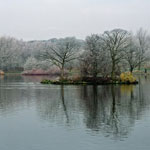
<box><xmin>120</xmin><ymin>72</ymin><xmax>136</xmax><ymax>83</ymax></box>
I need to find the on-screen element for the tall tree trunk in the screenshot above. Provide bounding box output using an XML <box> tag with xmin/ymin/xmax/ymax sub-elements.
<box><xmin>92</xmin><ymin>61</ymin><xmax>98</xmax><ymax>78</ymax></box>
<box><xmin>111</xmin><ymin>61</ymin><xmax>115</xmax><ymax>80</ymax></box>
<box><xmin>60</xmin><ymin>63</ymin><xmax>64</xmax><ymax>80</ymax></box>
<box><xmin>138</xmin><ymin>63</ymin><xmax>141</xmax><ymax>71</ymax></box>
<box><xmin>130</xmin><ymin>66</ymin><xmax>133</xmax><ymax>73</ymax></box>
<box><xmin>138</xmin><ymin>56</ymin><xmax>141</xmax><ymax>71</ymax></box>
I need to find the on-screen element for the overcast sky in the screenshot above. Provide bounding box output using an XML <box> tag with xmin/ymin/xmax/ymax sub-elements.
<box><xmin>0</xmin><ymin>0</ymin><xmax>150</xmax><ymax>40</ymax></box>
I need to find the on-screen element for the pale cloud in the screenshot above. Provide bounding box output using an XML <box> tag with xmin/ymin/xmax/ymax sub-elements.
<box><xmin>0</xmin><ymin>0</ymin><xmax>149</xmax><ymax>40</ymax></box>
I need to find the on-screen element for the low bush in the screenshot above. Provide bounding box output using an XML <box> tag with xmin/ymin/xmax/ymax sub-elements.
<box><xmin>120</xmin><ymin>72</ymin><xmax>137</xmax><ymax>83</ymax></box>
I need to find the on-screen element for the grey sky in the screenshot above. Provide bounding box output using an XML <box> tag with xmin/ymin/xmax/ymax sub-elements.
<box><xmin>0</xmin><ymin>0</ymin><xmax>150</xmax><ymax>40</ymax></box>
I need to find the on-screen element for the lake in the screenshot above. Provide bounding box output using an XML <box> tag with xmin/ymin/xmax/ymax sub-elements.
<box><xmin>0</xmin><ymin>75</ymin><xmax>150</xmax><ymax>150</ymax></box>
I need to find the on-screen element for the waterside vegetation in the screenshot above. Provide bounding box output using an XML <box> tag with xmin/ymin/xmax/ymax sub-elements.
<box><xmin>0</xmin><ymin>28</ymin><xmax>150</xmax><ymax>84</ymax></box>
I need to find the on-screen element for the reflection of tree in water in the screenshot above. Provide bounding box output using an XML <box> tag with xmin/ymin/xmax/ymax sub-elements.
<box><xmin>79</xmin><ymin>83</ymin><xmax>149</xmax><ymax>140</ymax></box>
<box><xmin>60</xmin><ymin>85</ymin><xmax>69</xmax><ymax>124</ymax></box>
<box><xmin>35</xmin><ymin>85</ymin><xmax>82</xmax><ymax>126</ymax></box>
<box><xmin>0</xmin><ymin>87</ymin><xmax>31</xmax><ymax>115</ymax></box>
<box><xmin>1</xmin><ymin>75</ymin><xmax>150</xmax><ymax>140</ymax></box>
<box><xmin>81</xmin><ymin>86</ymin><xmax>100</xmax><ymax>130</ymax></box>
<box><xmin>35</xmin><ymin>80</ymin><xmax>150</xmax><ymax>139</ymax></box>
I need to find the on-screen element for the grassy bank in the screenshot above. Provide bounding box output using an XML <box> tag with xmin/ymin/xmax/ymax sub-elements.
<box><xmin>41</xmin><ymin>77</ymin><xmax>138</xmax><ymax>85</ymax></box>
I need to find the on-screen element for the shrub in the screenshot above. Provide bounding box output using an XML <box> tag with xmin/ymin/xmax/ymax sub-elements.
<box><xmin>120</xmin><ymin>72</ymin><xmax>136</xmax><ymax>83</ymax></box>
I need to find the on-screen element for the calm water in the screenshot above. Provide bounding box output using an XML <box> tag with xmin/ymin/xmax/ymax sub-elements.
<box><xmin>0</xmin><ymin>75</ymin><xmax>150</xmax><ymax>150</ymax></box>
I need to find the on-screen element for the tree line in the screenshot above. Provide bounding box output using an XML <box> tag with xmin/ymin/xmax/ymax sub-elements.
<box><xmin>0</xmin><ymin>28</ymin><xmax>149</xmax><ymax>79</ymax></box>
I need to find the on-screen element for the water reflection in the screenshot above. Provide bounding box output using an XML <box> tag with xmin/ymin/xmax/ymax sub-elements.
<box><xmin>81</xmin><ymin>83</ymin><xmax>150</xmax><ymax>140</ymax></box>
<box><xmin>34</xmin><ymin>82</ymin><xmax>150</xmax><ymax>140</ymax></box>
<box><xmin>0</xmin><ymin>75</ymin><xmax>150</xmax><ymax>140</ymax></box>
<box><xmin>60</xmin><ymin>85</ymin><xmax>69</xmax><ymax>124</ymax></box>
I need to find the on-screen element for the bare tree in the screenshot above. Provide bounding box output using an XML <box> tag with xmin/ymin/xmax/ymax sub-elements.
<box><xmin>125</xmin><ymin>36</ymin><xmax>140</xmax><ymax>73</ymax></box>
<box><xmin>136</xmin><ymin>28</ymin><xmax>149</xmax><ymax>70</ymax></box>
<box><xmin>79</xmin><ymin>51</ymin><xmax>93</xmax><ymax>77</ymax></box>
<box><xmin>0</xmin><ymin>37</ymin><xmax>23</xmax><ymax>71</ymax></box>
<box><xmin>84</xmin><ymin>34</ymin><xmax>101</xmax><ymax>77</ymax></box>
<box><xmin>80</xmin><ymin>34</ymin><xmax>111</xmax><ymax>78</ymax></box>
<box><xmin>102</xmin><ymin>29</ymin><xmax>130</xmax><ymax>79</ymax></box>
<box><xmin>41</xmin><ymin>37</ymin><xmax>80</xmax><ymax>80</ymax></box>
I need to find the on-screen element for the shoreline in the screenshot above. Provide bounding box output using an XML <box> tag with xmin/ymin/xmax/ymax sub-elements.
<box><xmin>41</xmin><ymin>79</ymin><xmax>138</xmax><ymax>85</ymax></box>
